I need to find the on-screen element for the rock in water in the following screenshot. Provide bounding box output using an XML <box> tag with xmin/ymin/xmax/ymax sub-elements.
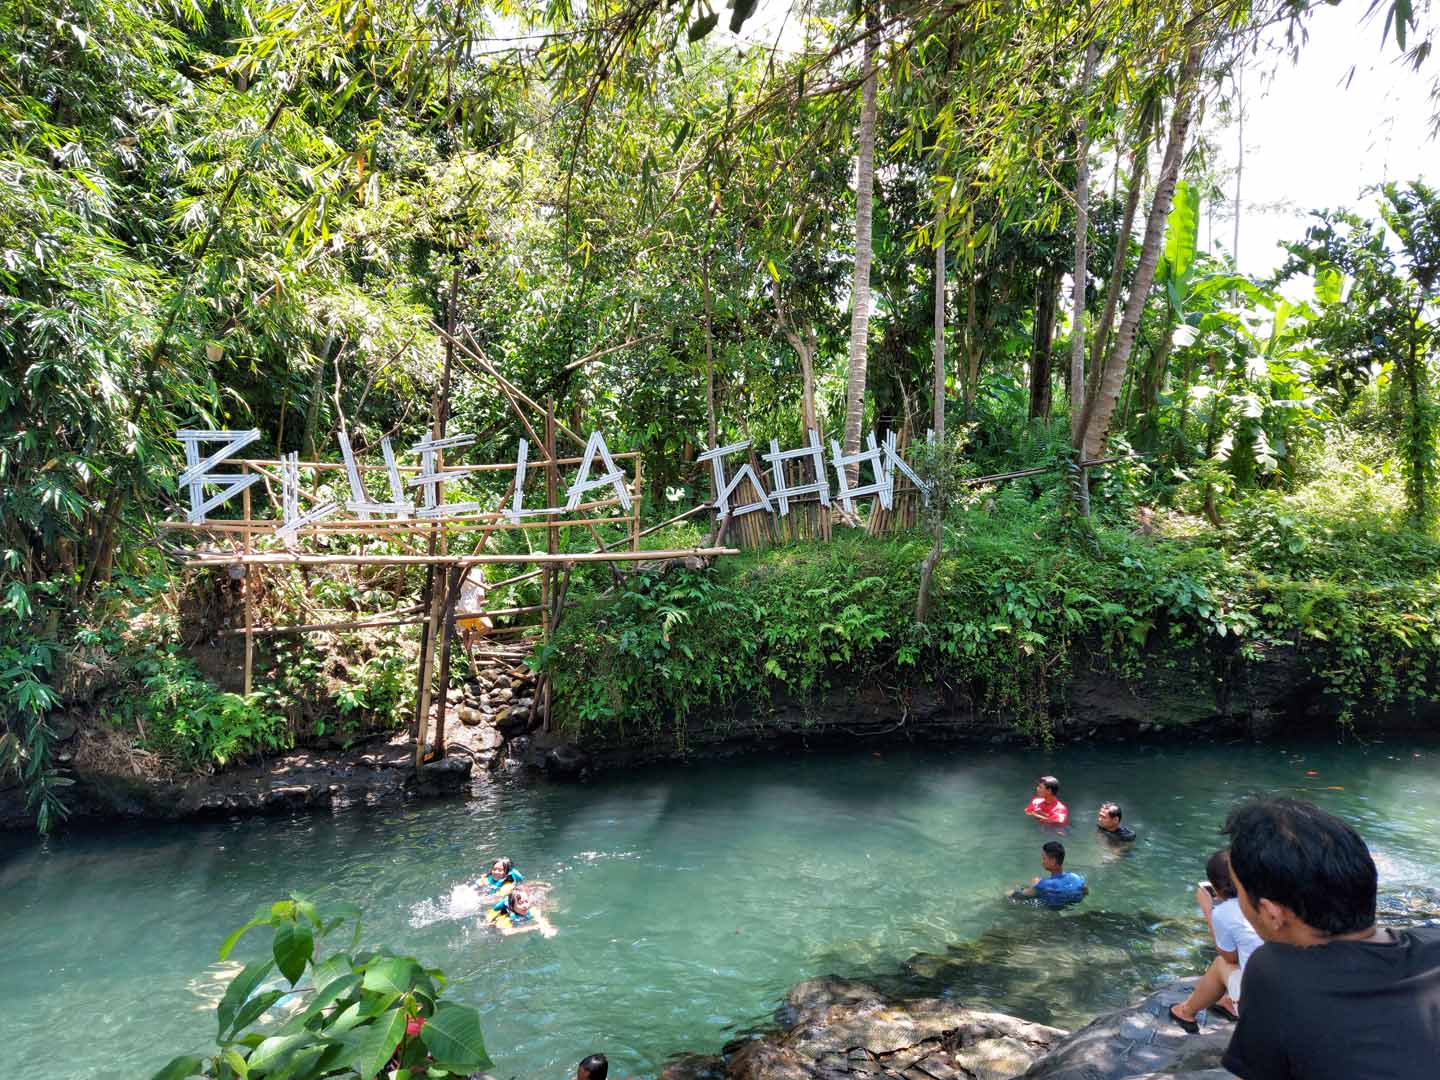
<box><xmin>721</xmin><ymin>975</ymin><xmax>1064</xmax><ymax>1080</ymax></box>
<box><xmin>1019</xmin><ymin>981</ymin><xmax>1231</xmax><ymax>1079</ymax></box>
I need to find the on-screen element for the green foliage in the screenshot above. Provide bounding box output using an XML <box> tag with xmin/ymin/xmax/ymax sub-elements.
<box><xmin>548</xmin><ymin>473</ymin><xmax>1440</xmax><ymax>744</ymax></box>
<box><xmin>152</xmin><ymin>897</ymin><xmax>491</xmax><ymax>1080</ymax></box>
<box><xmin>116</xmin><ymin>644</ymin><xmax>290</xmax><ymax>767</ymax></box>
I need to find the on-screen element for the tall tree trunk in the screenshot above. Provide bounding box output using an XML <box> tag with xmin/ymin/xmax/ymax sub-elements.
<box><xmin>701</xmin><ymin>248</ymin><xmax>718</xmax><ymax>448</ymax></box>
<box><xmin>1069</xmin><ymin>42</ymin><xmax>1100</xmax><ymax>446</ymax></box>
<box><xmin>1402</xmin><ymin>305</ymin><xmax>1430</xmax><ymax>523</ymax></box>
<box><xmin>775</xmin><ymin>282</ymin><xmax>819</xmax><ymax>434</ymax></box>
<box><xmin>842</xmin><ymin>14</ymin><xmax>880</xmax><ymax>484</ymax></box>
<box><xmin>932</xmin><ymin>209</ymin><xmax>946</xmax><ymax>440</ymax></box>
<box><xmin>1232</xmin><ymin>59</ymin><xmax>1244</xmax><ymax>270</ymax></box>
<box><xmin>1078</xmin><ymin>43</ymin><xmax>1203</xmax><ymax>462</ymax></box>
<box><xmin>963</xmin><ymin>271</ymin><xmax>979</xmax><ymax>409</ymax></box>
<box><xmin>1089</xmin><ymin>140</ymin><xmax>1149</xmax><ymax>396</ymax></box>
<box><xmin>1028</xmin><ymin>265</ymin><xmax>1062</xmax><ymax>420</ymax></box>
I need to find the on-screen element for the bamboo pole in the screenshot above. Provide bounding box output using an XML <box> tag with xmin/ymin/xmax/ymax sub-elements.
<box><xmin>218</xmin><ymin>602</ymin><xmax>553</xmax><ymax>637</ymax></box>
<box><xmin>233</xmin><ymin>453</ymin><xmax>637</xmax><ymax>473</ymax></box>
<box><xmin>158</xmin><ymin>513</ymin><xmax>634</xmax><ymax>535</ymax></box>
<box><xmin>415</xmin><ymin>267</ymin><xmax>459</xmax><ymax>771</ymax></box>
<box><xmin>242</xmin><ymin>477</ymin><xmax>254</xmax><ymax>697</ymax></box>
<box><xmin>631</xmin><ymin>456</ymin><xmax>642</xmax><ymax>552</ymax></box>
<box><xmin>434</xmin><ymin>565</ymin><xmax>462</xmax><ymax>758</ymax></box>
<box><xmin>186</xmin><ymin>548</ymin><xmax>739</xmax><ymax>567</ymax></box>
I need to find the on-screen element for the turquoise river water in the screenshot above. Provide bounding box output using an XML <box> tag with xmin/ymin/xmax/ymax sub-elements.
<box><xmin>4</xmin><ymin>742</ymin><xmax>1439</xmax><ymax>1079</ymax></box>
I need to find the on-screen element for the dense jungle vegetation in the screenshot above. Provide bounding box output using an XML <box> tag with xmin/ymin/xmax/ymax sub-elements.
<box><xmin>4</xmin><ymin>0</ymin><xmax>1440</xmax><ymax>833</ymax></box>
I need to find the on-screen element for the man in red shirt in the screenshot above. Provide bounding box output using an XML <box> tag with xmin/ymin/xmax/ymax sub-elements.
<box><xmin>1024</xmin><ymin>775</ymin><xmax>1068</xmax><ymax>824</ymax></box>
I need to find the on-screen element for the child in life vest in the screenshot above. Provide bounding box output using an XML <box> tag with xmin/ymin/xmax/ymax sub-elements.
<box><xmin>486</xmin><ymin>885</ymin><xmax>556</xmax><ymax>937</ymax></box>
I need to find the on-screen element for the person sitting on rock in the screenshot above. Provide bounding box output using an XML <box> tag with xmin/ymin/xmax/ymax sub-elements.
<box><xmin>1011</xmin><ymin>841</ymin><xmax>1087</xmax><ymax>907</ymax></box>
<box><xmin>1215</xmin><ymin>798</ymin><xmax>1440</xmax><ymax>1078</ymax></box>
<box><xmin>1024</xmin><ymin>776</ymin><xmax>1069</xmax><ymax>825</ymax></box>
<box><xmin>575</xmin><ymin>1053</ymin><xmax>608</xmax><ymax>1080</ymax></box>
<box><xmin>1167</xmin><ymin>848</ymin><xmax>1261</xmax><ymax>1032</ymax></box>
<box><xmin>486</xmin><ymin>885</ymin><xmax>556</xmax><ymax>937</ymax></box>
<box><xmin>1096</xmin><ymin>802</ymin><xmax>1136</xmax><ymax>843</ymax></box>
<box><xmin>478</xmin><ymin>856</ymin><xmax>524</xmax><ymax>897</ymax></box>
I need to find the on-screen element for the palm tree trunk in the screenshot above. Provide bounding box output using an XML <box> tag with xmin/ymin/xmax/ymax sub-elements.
<box><xmin>842</xmin><ymin>14</ymin><xmax>880</xmax><ymax>484</ymax></box>
<box><xmin>1089</xmin><ymin>139</ymin><xmax>1149</xmax><ymax>396</ymax></box>
<box><xmin>1069</xmin><ymin>42</ymin><xmax>1100</xmax><ymax>446</ymax></box>
<box><xmin>1078</xmin><ymin>44</ymin><xmax>1203</xmax><ymax>461</ymax></box>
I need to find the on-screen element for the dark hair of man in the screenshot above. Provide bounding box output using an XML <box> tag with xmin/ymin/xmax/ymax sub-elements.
<box><xmin>1099</xmin><ymin>801</ymin><xmax>1121</xmax><ymax>821</ymax></box>
<box><xmin>1042</xmin><ymin>840</ymin><xmax>1065</xmax><ymax>865</ymax></box>
<box><xmin>1223</xmin><ymin>798</ymin><xmax>1377</xmax><ymax>935</ymax></box>
<box><xmin>1038</xmin><ymin>776</ymin><xmax>1060</xmax><ymax>796</ymax></box>
<box><xmin>578</xmin><ymin>1053</ymin><xmax>608</xmax><ymax>1080</ymax></box>
<box><xmin>1205</xmin><ymin>848</ymin><xmax>1237</xmax><ymax>900</ymax></box>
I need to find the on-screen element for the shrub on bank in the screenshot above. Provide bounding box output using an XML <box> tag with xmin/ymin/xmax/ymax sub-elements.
<box><xmin>544</xmin><ymin>486</ymin><xmax>1440</xmax><ymax>744</ymax></box>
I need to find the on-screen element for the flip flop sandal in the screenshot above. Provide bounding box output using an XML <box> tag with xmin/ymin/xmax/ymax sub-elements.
<box><xmin>1167</xmin><ymin>1005</ymin><xmax>1201</xmax><ymax>1035</ymax></box>
<box><xmin>1210</xmin><ymin>1003</ymin><xmax>1240</xmax><ymax>1023</ymax></box>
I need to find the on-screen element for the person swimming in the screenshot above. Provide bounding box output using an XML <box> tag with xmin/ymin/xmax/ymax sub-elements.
<box><xmin>485</xmin><ymin>884</ymin><xmax>556</xmax><ymax>937</ymax></box>
<box><xmin>1024</xmin><ymin>776</ymin><xmax>1069</xmax><ymax>825</ymax></box>
<box><xmin>479</xmin><ymin>856</ymin><xmax>524</xmax><ymax>897</ymax></box>
<box><xmin>1010</xmin><ymin>840</ymin><xmax>1088</xmax><ymax>907</ymax></box>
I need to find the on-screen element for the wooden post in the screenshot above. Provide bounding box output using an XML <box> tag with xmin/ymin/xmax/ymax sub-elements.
<box><xmin>242</xmin><ymin>473</ymin><xmax>254</xmax><ymax>697</ymax></box>
<box><xmin>543</xmin><ymin>404</ymin><xmax>559</xmax><ymax>731</ymax></box>
<box><xmin>631</xmin><ymin>454</ymin><xmax>642</xmax><ymax>552</ymax></box>
<box><xmin>434</xmin><ymin>565</ymin><xmax>463</xmax><ymax>758</ymax></box>
<box><xmin>414</xmin><ymin>266</ymin><xmax>459</xmax><ymax>771</ymax></box>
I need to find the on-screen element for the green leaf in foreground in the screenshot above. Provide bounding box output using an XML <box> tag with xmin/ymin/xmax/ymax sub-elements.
<box><xmin>150</xmin><ymin>1054</ymin><xmax>206</xmax><ymax>1080</ymax></box>
<box><xmin>421</xmin><ymin>1003</ymin><xmax>493</xmax><ymax>1071</ymax></box>
<box><xmin>218</xmin><ymin>959</ymin><xmax>275</xmax><ymax>1039</ymax></box>
<box><xmin>272</xmin><ymin>921</ymin><xmax>314</xmax><ymax>985</ymax></box>
<box><xmin>361</xmin><ymin>956</ymin><xmax>418</xmax><ymax>995</ymax></box>
<box><xmin>346</xmin><ymin>1007</ymin><xmax>407</xmax><ymax>1080</ymax></box>
<box><xmin>245</xmin><ymin>1031</ymin><xmax>317</xmax><ymax>1073</ymax></box>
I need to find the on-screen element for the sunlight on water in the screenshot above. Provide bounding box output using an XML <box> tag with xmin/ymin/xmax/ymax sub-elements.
<box><xmin>3</xmin><ymin>741</ymin><xmax>1438</xmax><ymax>1079</ymax></box>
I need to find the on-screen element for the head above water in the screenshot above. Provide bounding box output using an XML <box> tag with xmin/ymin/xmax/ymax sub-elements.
<box><xmin>1097</xmin><ymin>802</ymin><xmax>1122</xmax><ymax>829</ymax></box>
<box><xmin>577</xmin><ymin>1053</ymin><xmax>608</xmax><ymax>1080</ymax></box>
<box><xmin>1041</xmin><ymin>840</ymin><xmax>1066</xmax><ymax>873</ymax></box>
<box><xmin>1205</xmin><ymin>848</ymin><xmax>1237</xmax><ymax>900</ymax></box>
<box><xmin>507</xmin><ymin>885</ymin><xmax>532</xmax><ymax>914</ymax></box>
<box><xmin>1223</xmin><ymin>798</ymin><xmax>1377</xmax><ymax>940</ymax></box>
<box><xmin>489</xmin><ymin>856</ymin><xmax>514</xmax><ymax>880</ymax></box>
<box><xmin>1036</xmin><ymin>776</ymin><xmax>1061</xmax><ymax>799</ymax></box>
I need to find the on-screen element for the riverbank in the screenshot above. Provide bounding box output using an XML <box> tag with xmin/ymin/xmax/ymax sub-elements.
<box><xmin>9</xmin><ymin>649</ymin><xmax>1439</xmax><ymax>829</ymax></box>
<box><xmin>11</xmin><ymin>492</ymin><xmax>1440</xmax><ymax>832</ymax></box>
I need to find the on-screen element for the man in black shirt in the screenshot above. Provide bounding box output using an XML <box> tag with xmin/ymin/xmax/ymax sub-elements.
<box><xmin>1096</xmin><ymin>802</ymin><xmax>1136</xmax><ymax>843</ymax></box>
<box><xmin>1219</xmin><ymin>798</ymin><xmax>1440</xmax><ymax>1079</ymax></box>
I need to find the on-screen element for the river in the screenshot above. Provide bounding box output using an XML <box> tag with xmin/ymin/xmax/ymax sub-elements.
<box><xmin>3</xmin><ymin>741</ymin><xmax>1437</xmax><ymax>1079</ymax></box>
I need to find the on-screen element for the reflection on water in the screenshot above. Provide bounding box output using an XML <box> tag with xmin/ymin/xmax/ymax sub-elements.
<box><xmin>3</xmin><ymin>741</ymin><xmax>1439</xmax><ymax>1079</ymax></box>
